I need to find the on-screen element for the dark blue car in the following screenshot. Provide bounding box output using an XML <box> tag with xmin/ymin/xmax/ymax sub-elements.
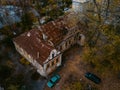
<box><xmin>85</xmin><ymin>72</ymin><xmax>101</xmax><ymax>84</ymax></box>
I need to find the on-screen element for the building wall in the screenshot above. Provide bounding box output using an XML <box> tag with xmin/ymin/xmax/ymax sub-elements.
<box><xmin>72</xmin><ymin>0</ymin><xmax>90</xmax><ymax>12</ymax></box>
<box><xmin>13</xmin><ymin>24</ymin><xmax>86</xmax><ymax>77</ymax></box>
<box><xmin>73</xmin><ymin>0</ymin><xmax>89</xmax><ymax>3</ymax></box>
<box><xmin>59</xmin><ymin>36</ymin><xmax>73</xmax><ymax>52</ymax></box>
<box><xmin>14</xmin><ymin>41</ymin><xmax>62</xmax><ymax>77</ymax></box>
<box><xmin>42</xmin><ymin>49</ymin><xmax>62</xmax><ymax>76</ymax></box>
<box><xmin>72</xmin><ymin>1</ymin><xmax>83</xmax><ymax>12</ymax></box>
<box><xmin>43</xmin><ymin>54</ymin><xmax>62</xmax><ymax>75</ymax></box>
<box><xmin>13</xmin><ymin>42</ymin><xmax>46</xmax><ymax>76</ymax></box>
<box><xmin>58</xmin><ymin>25</ymin><xmax>85</xmax><ymax>52</ymax></box>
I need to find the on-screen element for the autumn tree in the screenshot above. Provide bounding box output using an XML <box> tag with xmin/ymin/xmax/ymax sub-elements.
<box><xmin>81</xmin><ymin>0</ymin><xmax>120</xmax><ymax>74</ymax></box>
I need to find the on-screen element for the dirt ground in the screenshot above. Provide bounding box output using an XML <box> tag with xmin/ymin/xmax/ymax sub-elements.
<box><xmin>44</xmin><ymin>45</ymin><xmax>120</xmax><ymax>90</ymax></box>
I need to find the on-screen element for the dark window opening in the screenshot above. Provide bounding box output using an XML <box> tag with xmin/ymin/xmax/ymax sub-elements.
<box><xmin>52</xmin><ymin>61</ymin><xmax>54</xmax><ymax>66</ymax></box>
<box><xmin>46</xmin><ymin>64</ymin><xmax>49</xmax><ymax>70</ymax></box>
<box><xmin>52</xmin><ymin>53</ymin><xmax>54</xmax><ymax>58</ymax></box>
<box><xmin>32</xmin><ymin>0</ymin><xmax>35</xmax><ymax>4</ymax></box>
<box><xmin>56</xmin><ymin>58</ymin><xmax>58</xmax><ymax>63</ymax></box>
<box><xmin>65</xmin><ymin>42</ymin><xmax>67</xmax><ymax>47</ymax></box>
<box><xmin>79</xmin><ymin>36</ymin><xmax>81</xmax><ymax>40</ymax></box>
<box><xmin>69</xmin><ymin>40</ymin><xmax>71</xmax><ymax>44</ymax></box>
<box><xmin>77</xmin><ymin>33</ymin><xmax>79</xmax><ymax>37</ymax></box>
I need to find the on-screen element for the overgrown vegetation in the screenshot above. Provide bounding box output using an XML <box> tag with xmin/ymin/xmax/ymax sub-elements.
<box><xmin>82</xmin><ymin>0</ymin><xmax>120</xmax><ymax>75</ymax></box>
<box><xmin>0</xmin><ymin>0</ymin><xmax>72</xmax><ymax>38</ymax></box>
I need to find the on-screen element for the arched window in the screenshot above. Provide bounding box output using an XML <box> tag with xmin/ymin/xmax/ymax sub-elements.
<box><xmin>52</xmin><ymin>53</ymin><xmax>54</xmax><ymax>58</ymax></box>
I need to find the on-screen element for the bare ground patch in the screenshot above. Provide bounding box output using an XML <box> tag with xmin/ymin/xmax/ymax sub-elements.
<box><xmin>44</xmin><ymin>45</ymin><xmax>120</xmax><ymax>90</ymax></box>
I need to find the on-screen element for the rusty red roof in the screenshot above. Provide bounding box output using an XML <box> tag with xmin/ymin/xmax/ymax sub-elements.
<box><xmin>13</xmin><ymin>29</ymin><xmax>54</xmax><ymax>64</ymax></box>
<box><xmin>13</xmin><ymin>13</ymin><xmax>78</xmax><ymax>65</ymax></box>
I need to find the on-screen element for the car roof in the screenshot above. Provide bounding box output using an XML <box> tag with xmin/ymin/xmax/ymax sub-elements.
<box><xmin>55</xmin><ymin>74</ymin><xmax>60</xmax><ymax>78</ymax></box>
<box><xmin>51</xmin><ymin>76</ymin><xmax>58</xmax><ymax>82</ymax></box>
<box><xmin>47</xmin><ymin>81</ymin><xmax>53</xmax><ymax>88</ymax></box>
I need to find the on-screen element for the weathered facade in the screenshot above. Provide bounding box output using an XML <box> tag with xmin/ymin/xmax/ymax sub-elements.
<box><xmin>72</xmin><ymin>0</ymin><xmax>90</xmax><ymax>12</ymax></box>
<box><xmin>13</xmin><ymin>13</ymin><xmax>86</xmax><ymax>77</ymax></box>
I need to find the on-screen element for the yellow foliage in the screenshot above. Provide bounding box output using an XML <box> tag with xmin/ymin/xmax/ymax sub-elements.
<box><xmin>20</xmin><ymin>57</ymin><xmax>30</xmax><ymax>65</ymax></box>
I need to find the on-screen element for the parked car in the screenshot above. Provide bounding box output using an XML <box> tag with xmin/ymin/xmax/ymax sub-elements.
<box><xmin>47</xmin><ymin>74</ymin><xmax>60</xmax><ymax>88</ymax></box>
<box><xmin>85</xmin><ymin>72</ymin><xmax>101</xmax><ymax>84</ymax></box>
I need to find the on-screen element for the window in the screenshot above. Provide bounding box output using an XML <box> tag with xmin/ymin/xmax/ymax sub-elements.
<box><xmin>56</xmin><ymin>58</ymin><xmax>58</xmax><ymax>63</ymax></box>
<box><xmin>79</xmin><ymin>36</ymin><xmax>81</xmax><ymax>40</ymax></box>
<box><xmin>32</xmin><ymin>0</ymin><xmax>35</xmax><ymax>4</ymax></box>
<box><xmin>59</xmin><ymin>46</ymin><xmax>62</xmax><ymax>50</ymax></box>
<box><xmin>46</xmin><ymin>64</ymin><xmax>49</xmax><ymax>70</ymax></box>
<box><xmin>52</xmin><ymin>53</ymin><xmax>54</xmax><ymax>58</ymax></box>
<box><xmin>62</xmin><ymin>45</ymin><xmax>64</xmax><ymax>50</ymax></box>
<box><xmin>51</xmin><ymin>61</ymin><xmax>54</xmax><ymax>66</ymax></box>
<box><xmin>69</xmin><ymin>40</ymin><xmax>71</xmax><ymax>44</ymax></box>
<box><xmin>77</xmin><ymin>33</ymin><xmax>79</xmax><ymax>37</ymax></box>
<box><xmin>74</xmin><ymin>36</ymin><xmax>76</xmax><ymax>40</ymax></box>
<box><xmin>65</xmin><ymin>42</ymin><xmax>67</xmax><ymax>47</ymax></box>
<box><xmin>74</xmin><ymin>36</ymin><xmax>77</xmax><ymax>40</ymax></box>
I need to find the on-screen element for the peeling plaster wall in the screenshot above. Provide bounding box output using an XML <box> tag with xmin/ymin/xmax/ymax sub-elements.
<box><xmin>43</xmin><ymin>49</ymin><xmax>62</xmax><ymax>76</ymax></box>
<box><xmin>13</xmin><ymin>26</ymin><xmax>86</xmax><ymax>77</ymax></box>
<box><xmin>72</xmin><ymin>0</ymin><xmax>90</xmax><ymax>12</ymax></box>
<box><xmin>43</xmin><ymin>54</ymin><xmax>62</xmax><ymax>75</ymax></box>
<box><xmin>58</xmin><ymin>30</ymin><xmax>85</xmax><ymax>53</ymax></box>
<box><xmin>13</xmin><ymin>42</ymin><xmax>46</xmax><ymax>76</ymax></box>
